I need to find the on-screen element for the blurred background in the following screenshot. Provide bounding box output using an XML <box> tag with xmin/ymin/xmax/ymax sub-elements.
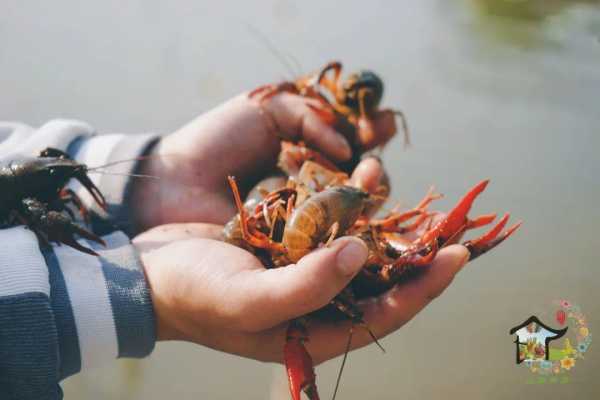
<box><xmin>1</xmin><ymin>0</ymin><xmax>599</xmax><ymax>398</ymax></box>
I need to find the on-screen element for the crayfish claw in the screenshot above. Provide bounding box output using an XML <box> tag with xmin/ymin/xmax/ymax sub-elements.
<box><xmin>61</xmin><ymin>236</ymin><xmax>100</xmax><ymax>257</ymax></box>
<box><xmin>464</xmin><ymin>214</ymin><xmax>522</xmax><ymax>261</ymax></box>
<box><xmin>442</xmin><ymin>179</ymin><xmax>489</xmax><ymax>239</ymax></box>
<box><xmin>70</xmin><ymin>223</ymin><xmax>107</xmax><ymax>248</ymax></box>
<box><xmin>77</xmin><ymin>173</ymin><xmax>107</xmax><ymax>211</ymax></box>
<box><xmin>44</xmin><ymin>211</ymin><xmax>105</xmax><ymax>255</ymax></box>
<box><xmin>419</xmin><ymin>180</ymin><xmax>490</xmax><ymax>246</ymax></box>
<box><xmin>466</xmin><ymin>213</ymin><xmax>497</xmax><ymax>229</ymax></box>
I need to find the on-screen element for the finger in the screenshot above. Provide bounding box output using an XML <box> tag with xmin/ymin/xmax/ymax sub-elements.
<box><xmin>304</xmin><ymin>245</ymin><xmax>469</xmax><ymax>363</ymax></box>
<box><xmin>263</xmin><ymin>93</ymin><xmax>351</xmax><ymax>161</ymax></box>
<box><xmin>245</xmin><ymin>237</ymin><xmax>368</xmax><ymax>330</ymax></box>
<box><xmin>350</xmin><ymin>157</ymin><xmax>384</xmax><ymax>193</ymax></box>
<box><xmin>350</xmin><ymin>157</ymin><xmax>390</xmax><ymax>217</ymax></box>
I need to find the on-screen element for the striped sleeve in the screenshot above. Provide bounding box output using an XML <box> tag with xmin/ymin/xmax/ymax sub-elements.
<box><xmin>67</xmin><ymin>130</ymin><xmax>160</xmax><ymax>236</ymax></box>
<box><xmin>0</xmin><ymin>227</ymin><xmax>156</xmax><ymax>399</ymax></box>
<box><xmin>0</xmin><ymin>120</ymin><xmax>158</xmax><ymax>399</ymax></box>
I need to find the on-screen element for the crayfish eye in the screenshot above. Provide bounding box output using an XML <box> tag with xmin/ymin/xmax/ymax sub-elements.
<box><xmin>342</xmin><ymin>70</ymin><xmax>384</xmax><ymax>112</ymax></box>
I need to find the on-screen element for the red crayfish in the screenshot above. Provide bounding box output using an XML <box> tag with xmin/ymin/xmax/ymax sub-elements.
<box><xmin>223</xmin><ymin>163</ymin><xmax>520</xmax><ymax>400</ymax></box>
<box><xmin>250</xmin><ymin>60</ymin><xmax>409</xmax><ymax>173</ymax></box>
<box><xmin>223</xmin><ymin>63</ymin><xmax>521</xmax><ymax>400</ymax></box>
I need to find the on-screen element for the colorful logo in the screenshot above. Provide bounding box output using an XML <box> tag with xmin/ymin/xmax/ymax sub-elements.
<box><xmin>509</xmin><ymin>300</ymin><xmax>591</xmax><ymax>378</ymax></box>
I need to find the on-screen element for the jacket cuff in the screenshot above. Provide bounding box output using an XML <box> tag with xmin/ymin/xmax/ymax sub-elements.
<box><xmin>0</xmin><ymin>227</ymin><xmax>60</xmax><ymax>398</ymax></box>
<box><xmin>44</xmin><ymin>231</ymin><xmax>156</xmax><ymax>380</ymax></box>
<box><xmin>68</xmin><ymin>133</ymin><xmax>160</xmax><ymax>236</ymax></box>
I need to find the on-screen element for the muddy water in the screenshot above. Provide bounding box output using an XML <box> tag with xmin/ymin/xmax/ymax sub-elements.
<box><xmin>1</xmin><ymin>1</ymin><xmax>599</xmax><ymax>399</ymax></box>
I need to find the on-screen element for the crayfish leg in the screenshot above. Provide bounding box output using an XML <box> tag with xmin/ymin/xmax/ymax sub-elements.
<box><xmin>59</xmin><ymin>188</ymin><xmax>90</xmax><ymax>223</ymax></box>
<box><xmin>316</xmin><ymin>61</ymin><xmax>343</xmax><ymax>92</ymax></box>
<box><xmin>284</xmin><ymin>321</ymin><xmax>320</xmax><ymax>400</ymax></box>
<box><xmin>20</xmin><ymin>198</ymin><xmax>105</xmax><ymax>256</ymax></box>
<box><xmin>415</xmin><ymin>186</ymin><xmax>443</xmax><ymax>210</ymax></box>
<box><xmin>391</xmin><ymin>109</ymin><xmax>410</xmax><ymax>148</ymax></box>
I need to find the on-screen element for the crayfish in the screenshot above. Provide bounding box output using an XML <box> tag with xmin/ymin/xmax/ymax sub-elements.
<box><xmin>0</xmin><ymin>148</ymin><xmax>108</xmax><ymax>255</ymax></box>
<box><xmin>223</xmin><ymin>62</ymin><xmax>521</xmax><ymax>400</ymax></box>
<box><xmin>250</xmin><ymin>60</ymin><xmax>409</xmax><ymax>173</ymax></box>
<box><xmin>223</xmin><ymin>162</ymin><xmax>520</xmax><ymax>400</ymax></box>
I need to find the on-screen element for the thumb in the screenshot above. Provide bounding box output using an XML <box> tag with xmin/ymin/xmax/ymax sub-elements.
<box><xmin>251</xmin><ymin>237</ymin><xmax>368</xmax><ymax>329</ymax></box>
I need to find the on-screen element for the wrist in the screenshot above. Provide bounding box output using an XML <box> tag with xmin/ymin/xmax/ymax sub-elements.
<box><xmin>137</xmin><ymin>246</ymin><xmax>186</xmax><ymax>342</ymax></box>
<box><xmin>129</xmin><ymin>139</ymin><xmax>165</xmax><ymax>232</ymax></box>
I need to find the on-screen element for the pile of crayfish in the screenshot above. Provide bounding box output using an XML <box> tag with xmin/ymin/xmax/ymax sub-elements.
<box><xmin>222</xmin><ymin>61</ymin><xmax>521</xmax><ymax>400</ymax></box>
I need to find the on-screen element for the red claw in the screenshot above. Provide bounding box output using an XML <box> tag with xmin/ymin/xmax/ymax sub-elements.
<box><xmin>464</xmin><ymin>215</ymin><xmax>522</xmax><ymax>260</ymax></box>
<box><xmin>419</xmin><ymin>180</ymin><xmax>490</xmax><ymax>246</ymax></box>
<box><xmin>284</xmin><ymin>321</ymin><xmax>320</xmax><ymax>400</ymax></box>
<box><xmin>466</xmin><ymin>213</ymin><xmax>497</xmax><ymax>229</ymax></box>
<box><xmin>441</xmin><ymin>179</ymin><xmax>489</xmax><ymax>240</ymax></box>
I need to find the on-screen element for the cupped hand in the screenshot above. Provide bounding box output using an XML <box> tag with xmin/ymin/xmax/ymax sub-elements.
<box><xmin>131</xmin><ymin>92</ymin><xmax>355</xmax><ymax>232</ymax></box>
<box><xmin>134</xmin><ymin>223</ymin><xmax>469</xmax><ymax>365</ymax></box>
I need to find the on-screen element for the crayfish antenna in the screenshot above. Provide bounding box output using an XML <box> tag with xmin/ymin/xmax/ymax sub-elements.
<box><xmin>332</xmin><ymin>326</ymin><xmax>354</xmax><ymax>400</ymax></box>
<box><xmin>360</xmin><ymin>321</ymin><xmax>385</xmax><ymax>354</ymax></box>
<box><xmin>86</xmin><ymin>154</ymin><xmax>158</xmax><ymax>171</ymax></box>
<box><xmin>228</xmin><ymin>176</ymin><xmax>249</xmax><ymax>238</ymax></box>
<box><xmin>88</xmin><ymin>170</ymin><xmax>160</xmax><ymax>180</ymax></box>
<box><xmin>331</xmin><ymin>319</ymin><xmax>384</xmax><ymax>400</ymax></box>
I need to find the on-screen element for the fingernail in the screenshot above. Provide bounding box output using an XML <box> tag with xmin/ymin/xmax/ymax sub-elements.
<box><xmin>336</xmin><ymin>238</ymin><xmax>368</xmax><ymax>276</ymax></box>
<box><xmin>353</xmin><ymin>157</ymin><xmax>383</xmax><ymax>191</ymax></box>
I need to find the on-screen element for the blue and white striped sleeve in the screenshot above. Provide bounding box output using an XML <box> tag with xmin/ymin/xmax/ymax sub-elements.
<box><xmin>0</xmin><ymin>121</ymin><xmax>159</xmax><ymax>399</ymax></box>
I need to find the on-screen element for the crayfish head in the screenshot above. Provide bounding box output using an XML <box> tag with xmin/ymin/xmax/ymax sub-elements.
<box><xmin>327</xmin><ymin>186</ymin><xmax>370</xmax><ymax>231</ymax></box>
<box><xmin>341</xmin><ymin>70</ymin><xmax>384</xmax><ymax>114</ymax></box>
<box><xmin>24</xmin><ymin>157</ymin><xmax>106</xmax><ymax>211</ymax></box>
<box><xmin>43</xmin><ymin>158</ymin><xmax>87</xmax><ymax>181</ymax></box>
<box><xmin>15</xmin><ymin>157</ymin><xmax>83</xmax><ymax>192</ymax></box>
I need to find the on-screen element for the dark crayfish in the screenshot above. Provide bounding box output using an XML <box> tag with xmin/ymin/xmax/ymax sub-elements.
<box><xmin>223</xmin><ymin>171</ymin><xmax>521</xmax><ymax>400</ymax></box>
<box><xmin>0</xmin><ymin>147</ymin><xmax>107</xmax><ymax>255</ymax></box>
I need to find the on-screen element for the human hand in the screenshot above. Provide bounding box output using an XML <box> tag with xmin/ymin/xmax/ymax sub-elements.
<box><xmin>134</xmin><ymin>223</ymin><xmax>469</xmax><ymax>364</ymax></box>
<box><xmin>131</xmin><ymin>92</ymin><xmax>359</xmax><ymax>232</ymax></box>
